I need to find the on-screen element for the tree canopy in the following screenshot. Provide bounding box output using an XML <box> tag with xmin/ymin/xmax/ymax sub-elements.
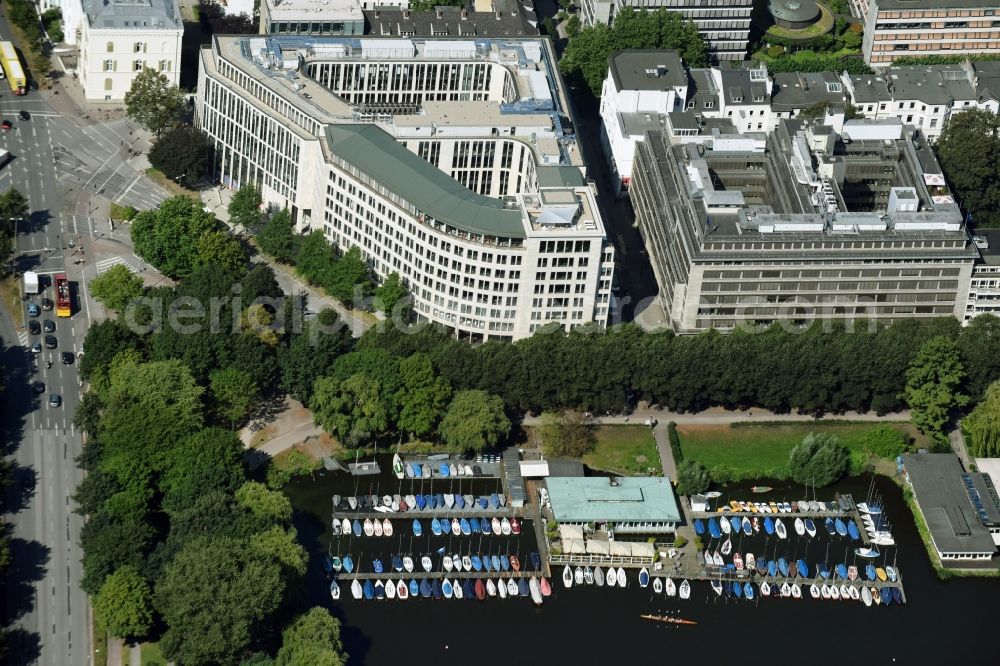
<box><xmin>675</xmin><ymin>458</ymin><xmax>711</xmax><ymax>496</ymax></box>
<box><xmin>311</xmin><ymin>373</ymin><xmax>390</xmax><ymax>446</ymax></box>
<box><xmin>539</xmin><ymin>411</ymin><xmax>595</xmax><ymax>458</ymax></box>
<box><xmin>438</xmin><ymin>390</ymin><xmax>510</xmax><ymax>452</ymax></box>
<box><xmin>0</xmin><ymin>188</ymin><xmax>28</xmax><ymax>267</ymax></box>
<box><xmin>560</xmin><ymin>8</ymin><xmax>708</xmax><ymax>95</ymax></box>
<box><xmin>149</xmin><ymin>126</ymin><xmax>211</xmax><ymax>186</ymax></box>
<box><xmin>124</xmin><ymin>67</ymin><xmax>184</xmax><ymax>136</ymax></box>
<box><xmin>374</xmin><ymin>272</ymin><xmax>408</xmax><ymax>316</ymax></box>
<box><xmin>229</xmin><ymin>185</ymin><xmax>263</xmax><ymax>232</ymax></box>
<box><xmin>965</xmin><ymin>380</ymin><xmax>1000</xmax><ymax>457</ymax></box>
<box><xmin>274</xmin><ymin>607</ymin><xmax>347</xmax><ymax>666</ymax></box>
<box><xmin>935</xmin><ymin>109</ymin><xmax>1000</xmax><ymax>228</ymax></box>
<box><xmin>131</xmin><ymin>196</ymin><xmax>220</xmax><ymax>278</ymax></box>
<box><xmin>788</xmin><ymin>433</ymin><xmax>849</xmax><ymax>487</ymax></box>
<box><xmin>93</xmin><ymin>565</ymin><xmax>155</xmax><ymax>641</ymax></box>
<box><xmin>90</xmin><ymin>264</ymin><xmax>144</xmax><ymax>312</ymax></box>
<box><xmin>903</xmin><ymin>335</ymin><xmax>969</xmax><ymax>442</ymax></box>
<box><xmin>256</xmin><ymin>208</ymin><xmax>297</xmax><ymax>264</ymax></box>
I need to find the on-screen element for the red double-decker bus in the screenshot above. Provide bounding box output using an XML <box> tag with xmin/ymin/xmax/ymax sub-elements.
<box><xmin>55</xmin><ymin>273</ymin><xmax>71</xmax><ymax>317</ymax></box>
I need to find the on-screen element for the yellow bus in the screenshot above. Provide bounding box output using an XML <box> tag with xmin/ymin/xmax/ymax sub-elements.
<box><xmin>0</xmin><ymin>42</ymin><xmax>26</xmax><ymax>95</ymax></box>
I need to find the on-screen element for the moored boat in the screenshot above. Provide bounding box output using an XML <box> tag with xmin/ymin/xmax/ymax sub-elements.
<box><xmin>794</xmin><ymin>517</ymin><xmax>805</xmax><ymax>536</ymax></box>
<box><xmin>421</xmin><ymin>555</ymin><xmax>433</xmax><ymax>572</ymax></box>
<box><xmin>742</xmin><ymin>517</ymin><xmax>752</xmax><ymax>536</ymax></box>
<box><xmin>491</xmin><ymin>517</ymin><xmax>502</xmax><ymax>535</ymax></box>
<box><xmin>363</xmin><ymin>519</ymin><xmax>374</xmax><ymax>537</ymax></box>
<box><xmin>744</xmin><ymin>582</ymin><xmax>754</xmax><ymax>600</ymax></box>
<box><xmin>443</xmin><ymin>555</ymin><xmax>454</xmax><ymax>572</ymax></box>
<box><xmin>653</xmin><ymin>577</ymin><xmax>663</xmax><ymax>594</ymax></box>
<box><xmin>694</xmin><ymin>519</ymin><xmax>705</xmax><ymax>535</ymax></box>
<box><xmin>501</xmin><ymin>518</ymin><xmax>512</xmax><ymax>535</ymax></box>
<box><xmin>541</xmin><ymin>577</ymin><xmax>552</xmax><ymax>596</ymax></box>
<box><xmin>746</xmin><ymin>552</ymin><xmax>756</xmax><ymax>571</ymax></box>
<box><xmin>363</xmin><ymin>580</ymin><xmax>375</xmax><ymax>600</ymax></box>
<box><xmin>872</xmin><ymin>587</ymin><xmax>882</xmax><ymax>605</ymax></box>
<box><xmin>511</xmin><ymin>555</ymin><xmax>521</xmax><ymax>572</ymax></box>
<box><xmin>594</xmin><ymin>566</ymin><xmax>605</xmax><ymax>587</ymax></box>
<box><xmin>498</xmin><ymin>577</ymin><xmax>507</xmax><ymax>599</ymax></box>
<box><xmin>713</xmin><ymin>550</ymin><xmax>724</xmax><ymax>566</ymax></box>
<box><xmin>584</xmin><ymin>566</ymin><xmax>594</xmax><ymax>585</ymax></box>
<box><xmin>721</xmin><ymin>538</ymin><xmax>732</xmax><ymax>556</ymax></box>
<box><xmin>809</xmin><ymin>584</ymin><xmax>820</xmax><ymax>599</ymax></box>
<box><xmin>460</xmin><ymin>518</ymin><xmax>471</xmax><ymax>535</ymax></box>
<box><xmin>790</xmin><ymin>583</ymin><xmax>801</xmax><ymax>599</ymax></box>
<box><xmin>666</xmin><ymin>577</ymin><xmax>677</xmax><ymax>597</ymax></box>
<box><xmin>834</xmin><ymin>517</ymin><xmax>848</xmax><ymax>536</ymax></box>
<box><xmin>385</xmin><ymin>578</ymin><xmax>396</xmax><ymax>600</ymax></box>
<box><xmin>829</xmin><ymin>585</ymin><xmax>840</xmax><ymax>600</ymax></box>
<box><xmin>351</xmin><ymin>579</ymin><xmax>363</xmax><ymax>599</ymax></box>
<box><xmin>835</xmin><ymin>563</ymin><xmax>848</xmax><ymax>580</ymax></box>
<box><xmin>372</xmin><ymin>519</ymin><xmax>384</xmax><ymax>537</ymax></box>
<box><xmin>861</xmin><ymin>585</ymin><xmax>872</xmax><ymax>606</ymax></box>
<box><xmin>855</xmin><ymin>547</ymin><xmax>880</xmax><ymax>559</ymax></box>
<box><xmin>412</xmin><ymin>519</ymin><xmax>422</xmax><ymax>537</ymax></box>
<box><xmin>474</xmin><ymin>578</ymin><xmax>485</xmax><ymax>600</ymax></box>
<box><xmin>342</xmin><ymin>556</ymin><xmax>354</xmax><ymax>574</ymax></box>
<box><xmin>778</xmin><ymin>557</ymin><xmax>789</xmax><ymax>577</ymax></box>
<box><xmin>820</xmin><ymin>584</ymin><xmax>830</xmax><ymax>599</ymax></box>
<box><xmin>398</xmin><ymin>580</ymin><xmax>409</xmax><ymax>600</ymax></box>
<box><xmin>382</xmin><ymin>519</ymin><xmax>393</xmax><ymax>537</ymax></box>
<box><xmin>511</xmin><ymin>517</ymin><xmax>521</xmax><ymax>535</ymax></box>
<box><xmin>751</xmin><ymin>486</ymin><xmax>773</xmax><ymax>494</ymax></box>
<box><xmin>876</xmin><ymin>567</ymin><xmax>888</xmax><ymax>582</ymax></box>
<box><xmin>679</xmin><ymin>580</ymin><xmax>691</xmax><ymax>599</ymax></box>
<box><xmin>606</xmin><ymin>567</ymin><xmax>617</xmax><ymax>588</ymax></box>
<box><xmin>617</xmin><ymin>567</ymin><xmax>627</xmax><ymax>587</ymax></box>
<box><xmin>500</xmin><ymin>555</ymin><xmax>510</xmax><ymax>572</ymax></box>
<box><xmin>760</xmin><ymin>581</ymin><xmax>771</xmax><ymax>596</ymax></box>
<box><xmin>530</xmin><ymin>577</ymin><xmax>543</xmax><ymax>605</ymax></box>
<box><xmin>574</xmin><ymin>567</ymin><xmax>584</xmax><ymax>586</ymax></box>
<box><xmin>330</xmin><ymin>580</ymin><xmax>341</xmax><ymax>601</ymax></box>
<box><xmin>471</xmin><ymin>555</ymin><xmax>482</xmax><ymax>571</ymax></box>
<box><xmin>511</xmin><ymin>579</ymin><xmax>521</xmax><ymax>597</ymax></box>
<box><xmin>764</xmin><ymin>516</ymin><xmax>775</xmax><ymax>535</ymax></box>
<box><xmin>775</xmin><ymin>518</ymin><xmax>787</xmax><ymax>539</ymax></box>
<box><xmin>824</xmin><ymin>518</ymin><xmax>836</xmax><ymax>536</ymax></box>
<box><xmin>403</xmin><ymin>556</ymin><xmax>414</xmax><ymax>573</ymax></box>
<box><xmin>886</xmin><ymin>566</ymin><xmax>897</xmax><ymax>582</ymax></box>
<box><xmin>847</xmin><ymin>520</ymin><xmax>861</xmax><ymax>540</ymax></box>
<box><xmin>720</xmin><ymin>516</ymin><xmax>732</xmax><ymax>534</ymax></box>
<box><xmin>639</xmin><ymin>567</ymin><xmax>650</xmax><ymax>588</ymax></box>
<box><xmin>733</xmin><ymin>552</ymin><xmax>744</xmax><ymax>570</ymax></box>
<box><xmin>530</xmin><ymin>552</ymin><xmax>541</xmax><ymax>571</ymax></box>
<box><xmin>804</xmin><ymin>518</ymin><xmax>817</xmax><ymax>537</ymax></box>
<box><xmin>491</xmin><ymin>555</ymin><xmax>501</xmax><ymax>572</ymax></box>
<box><xmin>708</xmin><ymin>518</ymin><xmax>722</xmax><ymax>539</ymax></box>
<box><xmin>562</xmin><ymin>565</ymin><xmax>574</xmax><ymax>588</ymax></box>
<box><xmin>797</xmin><ymin>559</ymin><xmax>808</xmax><ymax>578</ymax></box>
<box><xmin>451</xmin><ymin>518</ymin><xmax>461</xmax><ymax>536</ymax></box>
<box><xmin>431</xmin><ymin>518</ymin><xmax>442</xmax><ymax>536</ymax></box>
<box><xmin>840</xmin><ymin>584</ymin><xmax>851</xmax><ymax>600</ymax></box>
<box><xmin>848</xmin><ymin>565</ymin><xmax>858</xmax><ymax>581</ymax></box>
<box><xmin>710</xmin><ymin>580</ymin><xmax>723</xmax><ymax>596</ymax></box>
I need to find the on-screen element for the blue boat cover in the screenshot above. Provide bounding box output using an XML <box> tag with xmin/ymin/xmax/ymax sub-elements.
<box><xmin>435</xmin><ymin>494</ymin><xmax>445</xmax><ymax>507</ymax></box>
<box><xmin>883</xmin><ymin>589</ymin><xmax>893</xmax><ymax>606</ymax></box>
<box><xmin>427</xmin><ymin>494</ymin><xmax>437</xmax><ymax>510</ymax></box>
<box><xmin>483</xmin><ymin>555</ymin><xmax>492</xmax><ymax>571</ymax></box>
<box><xmin>500</xmin><ymin>555</ymin><xmax>510</xmax><ymax>572</ymax></box>
<box><xmin>439</xmin><ymin>463</ymin><xmax>450</xmax><ymax>476</ymax></box>
<box><xmin>768</xmin><ymin>561</ymin><xmax>777</xmax><ymax>577</ymax></box>
<box><xmin>364</xmin><ymin>580</ymin><xmax>375</xmax><ymax>599</ymax></box>
<box><xmin>891</xmin><ymin>587</ymin><xmax>903</xmax><ymax>604</ymax></box>
<box><xmin>744</xmin><ymin>582</ymin><xmax>754</xmax><ymax>599</ymax></box>
<box><xmin>708</xmin><ymin>518</ymin><xmax>722</xmax><ymax>539</ymax></box>
<box><xmin>470</xmin><ymin>517</ymin><xmax>481</xmax><ymax>533</ymax></box>
<box><xmin>463</xmin><ymin>579</ymin><xmax>475</xmax><ymax>599</ymax></box>
<box><xmin>491</xmin><ymin>555</ymin><xmax>501</xmax><ymax>571</ymax></box>
<box><xmin>489</xmin><ymin>494</ymin><xmax>500</xmax><ymax>509</ymax></box>
<box><xmin>764</xmin><ymin>517</ymin><xmax>774</xmax><ymax>535</ymax></box>
<box><xmin>824</xmin><ymin>518</ymin><xmax>836</xmax><ymax>535</ymax></box>
<box><xmin>797</xmin><ymin>559</ymin><xmax>808</xmax><ymax>578</ymax></box>
<box><xmin>343</xmin><ymin>556</ymin><xmax>354</xmax><ymax>574</ymax></box>
<box><xmin>455</xmin><ymin>494</ymin><xmax>465</xmax><ymax>509</ymax></box>
<box><xmin>412</xmin><ymin>464</ymin><xmax>422</xmax><ymax>477</ymax></box>
<box><xmin>374</xmin><ymin>582</ymin><xmax>385</xmax><ymax>599</ymax></box>
<box><xmin>694</xmin><ymin>519</ymin><xmax>705</xmax><ymax>535</ymax></box>
<box><xmin>471</xmin><ymin>555</ymin><xmax>483</xmax><ymax>571</ymax></box>
<box><xmin>518</xmin><ymin>578</ymin><xmax>529</xmax><ymax>596</ymax></box>
<box><xmin>730</xmin><ymin>516</ymin><xmax>741</xmax><ymax>532</ymax></box>
<box><xmin>847</xmin><ymin>520</ymin><xmax>860</xmax><ymax>541</ymax></box>
<box><xmin>866</xmin><ymin>564</ymin><xmax>876</xmax><ymax>581</ymax></box>
<box><xmin>818</xmin><ymin>564</ymin><xmax>829</xmax><ymax>579</ymax></box>
<box><xmin>836</xmin><ymin>563</ymin><xmax>848</xmax><ymax>580</ymax></box>
<box><xmin>352</xmin><ymin>520</ymin><xmax>362</xmax><ymax>537</ymax></box>
<box><xmin>419</xmin><ymin>579</ymin><xmax>431</xmax><ymax>598</ymax></box>
<box><xmin>742</xmin><ymin>518</ymin><xmax>752</xmax><ymax>536</ymax></box>
<box><xmin>392</xmin><ymin>555</ymin><xmax>403</xmax><ymax>571</ymax></box>
<box><xmin>481</xmin><ymin>518</ymin><xmax>492</xmax><ymax>535</ymax></box>
<box><xmin>805</xmin><ymin>518</ymin><xmax>816</xmax><ymax>534</ymax></box>
<box><xmin>460</xmin><ymin>518</ymin><xmax>471</xmax><ymax>534</ymax></box>
<box><xmin>373</xmin><ymin>559</ymin><xmax>383</xmax><ymax>574</ymax></box>
<box><xmin>413</xmin><ymin>519</ymin><xmax>422</xmax><ymax>537</ymax></box>
<box><xmin>530</xmin><ymin>552</ymin><xmax>541</xmax><ymax>570</ymax></box>
<box><xmin>442</xmin><ymin>580</ymin><xmax>453</xmax><ymax>596</ymax></box>
<box><xmin>778</xmin><ymin>558</ymin><xmax>789</xmax><ymax>577</ymax></box>
<box><xmin>410</xmin><ymin>579</ymin><xmax>420</xmax><ymax>596</ymax></box>
<box><xmin>478</xmin><ymin>497</ymin><xmax>489</xmax><ymax>509</ymax></box>
<box><xmin>431</xmin><ymin>518</ymin><xmax>442</xmax><ymax>535</ymax></box>
<box><xmin>733</xmin><ymin>581</ymin><xmax>743</xmax><ymax>598</ymax></box>
<box><xmin>431</xmin><ymin>579</ymin><xmax>442</xmax><ymax>599</ymax></box>
<box><xmin>835</xmin><ymin>518</ymin><xmax>847</xmax><ymax>536</ymax></box>
<box><xmin>415</xmin><ymin>494</ymin><xmax>426</xmax><ymax>510</ymax></box>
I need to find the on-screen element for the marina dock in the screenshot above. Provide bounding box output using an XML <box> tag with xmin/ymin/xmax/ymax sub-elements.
<box><xmin>337</xmin><ymin>570</ymin><xmax>539</xmax><ymax>581</ymax></box>
<box><xmin>334</xmin><ymin>507</ymin><xmax>529</xmax><ymax>520</ymax></box>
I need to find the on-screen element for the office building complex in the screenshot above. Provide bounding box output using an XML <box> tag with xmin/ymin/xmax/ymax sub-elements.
<box><xmin>578</xmin><ymin>0</ymin><xmax>753</xmax><ymax>61</ymax></box>
<box><xmin>196</xmin><ymin>35</ymin><xmax>614</xmax><ymax>341</ymax></box>
<box><xmin>859</xmin><ymin>0</ymin><xmax>1000</xmax><ymax>67</ymax></box>
<box><xmin>630</xmin><ymin>116</ymin><xmax>979</xmax><ymax>332</ymax></box>
<box><xmin>79</xmin><ymin>0</ymin><xmax>183</xmax><ymax>101</ymax></box>
<box><xmin>967</xmin><ymin>231</ymin><xmax>1000</xmax><ymax>321</ymax></box>
<box><xmin>259</xmin><ymin>0</ymin><xmax>365</xmax><ymax>36</ymax></box>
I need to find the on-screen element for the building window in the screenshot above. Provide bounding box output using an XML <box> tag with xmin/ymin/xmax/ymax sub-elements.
<box><xmin>159</xmin><ymin>60</ymin><xmax>170</xmax><ymax>72</ymax></box>
<box><xmin>104</xmin><ymin>78</ymin><xmax>113</xmax><ymax>91</ymax></box>
<box><xmin>106</xmin><ymin>42</ymin><xmax>114</xmax><ymax>53</ymax></box>
<box><xmin>133</xmin><ymin>42</ymin><xmax>144</xmax><ymax>53</ymax></box>
<box><xmin>103</xmin><ymin>59</ymin><xmax>114</xmax><ymax>72</ymax></box>
<box><xmin>134</xmin><ymin>60</ymin><xmax>144</xmax><ymax>72</ymax></box>
<box><xmin>705</xmin><ymin>101</ymin><xmax>714</xmax><ymax>109</ymax></box>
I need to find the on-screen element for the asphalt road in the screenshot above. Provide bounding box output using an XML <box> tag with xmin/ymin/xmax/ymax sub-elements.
<box><xmin>1</xmin><ymin>96</ymin><xmax>91</xmax><ymax>665</ymax></box>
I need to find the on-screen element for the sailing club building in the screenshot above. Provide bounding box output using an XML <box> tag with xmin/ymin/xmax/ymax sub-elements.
<box><xmin>545</xmin><ymin>476</ymin><xmax>682</xmax><ymax>535</ymax></box>
<box><xmin>901</xmin><ymin>452</ymin><xmax>1000</xmax><ymax>562</ymax></box>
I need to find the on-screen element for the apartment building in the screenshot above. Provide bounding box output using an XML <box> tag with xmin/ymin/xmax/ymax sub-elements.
<box><xmin>578</xmin><ymin>0</ymin><xmax>753</xmax><ymax>61</ymax></box>
<box><xmin>78</xmin><ymin>0</ymin><xmax>183</xmax><ymax>102</ymax></box>
<box><xmin>196</xmin><ymin>36</ymin><xmax>614</xmax><ymax>341</ymax></box>
<box><xmin>861</xmin><ymin>0</ymin><xmax>1000</xmax><ymax>67</ymax></box>
<box><xmin>629</xmin><ymin>117</ymin><xmax>980</xmax><ymax>332</ymax></box>
<box><xmin>967</xmin><ymin>231</ymin><xmax>1000</xmax><ymax>321</ymax></box>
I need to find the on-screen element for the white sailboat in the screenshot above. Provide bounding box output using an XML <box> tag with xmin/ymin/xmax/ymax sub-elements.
<box><xmin>562</xmin><ymin>565</ymin><xmax>574</xmax><ymax>588</ymax></box>
<box><xmin>665</xmin><ymin>578</ymin><xmax>677</xmax><ymax>597</ymax></box>
<box><xmin>678</xmin><ymin>579</ymin><xmax>691</xmax><ymax>599</ymax></box>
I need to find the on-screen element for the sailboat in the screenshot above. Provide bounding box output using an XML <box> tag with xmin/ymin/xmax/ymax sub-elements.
<box><xmin>617</xmin><ymin>567</ymin><xmax>627</xmax><ymax>587</ymax></box>
<box><xmin>720</xmin><ymin>517</ymin><xmax>732</xmax><ymax>535</ymax></box>
<box><xmin>373</xmin><ymin>519</ymin><xmax>384</xmax><ymax>537</ymax></box>
<box><xmin>606</xmin><ymin>567</ymin><xmax>618</xmax><ymax>587</ymax></box>
<box><xmin>530</xmin><ymin>577</ymin><xmax>543</xmax><ymax>605</ymax></box>
<box><xmin>330</xmin><ymin>580</ymin><xmax>341</xmax><ymax>600</ymax></box>
<box><xmin>742</xmin><ymin>517</ymin><xmax>752</xmax><ymax>536</ymax></box>
<box><xmin>760</xmin><ymin>581</ymin><xmax>771</xmax><ymax>597</ymax></box>
<box><xmin>403</xmin><ymin>556</ymin><xmax>414</xmax><ymax>573</ymax></box>
<box><xmin>392</xmin><ymin>453</ymin><xmax>405</xmax><ymax>480</ymax></box>
<box><xmin>382</xmin><ymin>519</ymin><xmax>393</xmax><ymax>537</ymax></box>
<box><xmin>595</xmin><ymin>566</ymin><xmax>605</xmax><ymax>587</ymax></box>
<box><xmin>421</xmin><ymin>555</ymin><xmax>433</xmax><ymax>572</ymax></box>
<box><xmin>363</xmin><ymin>519</ymin><xmax>374</xmax><ymax>537</ymax></box>
<box><xmin>653</xmin><ymin>577</ymin><xmax>663</xmax><ymax>594</ymax></box>
<box><xmin>679</xmin><ymin>580</ymin><xmax>691</xmax><ymax>599</ymax></box>
<box><xmin>721</xmin><ymin>538</ymin><xmax>733</xmax><ymax>556</ymax></box>
<box><xmin>775</xmin><ymin>518</ymin><xmax>787</xmax><ymax>539</ymax></box>
<box><xmin>351</xmin><ymin>579</ymin><xmax>363</xmax><ymax>599</ymax></box>
<box><xmin>562</xmin><ymin>565</ymin><xmax>574</xmax><ymax>588</ymax></box>
<box><xmin>804</xmin><ymin>518</ymin><xmax>817</xmax><ymax>537</ymax></box>
<box><xmin>794</xmin><ymin>517</ymin><xmax>805</xmax><ymax>536</ymax></box>
<box><xmin>584</xmin><ymin>566</ymin><xmax>594</xmax><ymax>585</ymax></box>
<box><xmin>639</xmin><ymin>568</ymin><xmax>650</xmax><ymax>588</ymax></box>
<box><xmin>574</xmin><ymin>567</ymin><xmax>584</xmax><ymax>586</ymax></box>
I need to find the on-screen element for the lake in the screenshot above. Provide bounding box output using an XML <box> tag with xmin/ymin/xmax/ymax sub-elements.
<box><xmin>284</xmin><ymin>460</ymin><xmax>999</xmax><ymax>665</ymax></box>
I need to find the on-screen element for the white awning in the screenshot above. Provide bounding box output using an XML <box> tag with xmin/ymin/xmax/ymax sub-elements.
<box><xmin>559</xmin><ymin>524</ymin><xmax>584</xmax><ymax>541</ymax></box>
<box><xmin>586</xmin><ymin>540</ymin><xmax>610</xmax><ymax>555</ymax></box>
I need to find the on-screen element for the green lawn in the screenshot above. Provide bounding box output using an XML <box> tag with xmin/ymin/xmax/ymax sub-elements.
<box><xmin>583</xmin><ymin>425</ymin><xmax>661</xmax><ymax>476</ymax></box>
<box><xmin>676</xmin><ymin>421</ymin><xmax>926</xmax><ymax>481</ymax></box>
<box><xmin>145</xmin><ymin>168</ymin><xmax>202</xmax><ymax>203</ymax></box>
<box><xmin>140</xmin><ymin>641</ymin><xmax>166</xmax><ymax>666</ymax></box>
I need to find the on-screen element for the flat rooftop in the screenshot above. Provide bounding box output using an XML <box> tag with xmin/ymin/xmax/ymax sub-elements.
<box><xmin>609</xmin><ymin>49</ymin><xmax>687</xmax><ymax>92</ymax></box>
<box><xmin>903</xmin><ymin>453</ymin><xmax>997</xmax><ymax>555</ymax></box>
<box><xmin>86</xmin><ymin>0</ymin><xmax>182</xmax><ymax>30</ymax></box>
<box><xmin>263</xmin><ymin>0</ymin><xmax>363</xmax><ymax>20</ymax></box>
<box><xmin>546</xmin><ymin>476</ymin><xmax>681</xmax><ymax>524</ymax></box>
<box><xmin>326</xmin><ymin>123</ymin><xmax>525</xmax><ymax>239</ymax></box>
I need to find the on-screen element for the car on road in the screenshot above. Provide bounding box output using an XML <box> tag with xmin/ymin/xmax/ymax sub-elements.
<box><xmin>30</xmin><ymin>341</ymin><xmax>42</xmax><ymax>354</ymax></box>
<box><xmin>27</xmin><ymin>303</ymin><xmax>40</xmax><ymax>317</ymax></box>
<box><xmin>18</xmin><ymin>110</ymin><xmax>29</xmax><ymax>121</ymax></box>
<box><xmin>32</xmin><ymin>381</ymin><xmax>45</xmax><ymax>394</ymax></box>
<box><xmin>28</xmin><ymin>320</ymin><xmax>40</xmax><ymax>335</ymax></box>
<box><xmin>41</xmin><ymin>297</ymin><xmax>53</xmax><ymax>311</ymax></box>
<box><xmin>1</xmin><ymin>120</ymin><xmax>11</xmax><ymax>132</ymax></box>
<box><xmin>48</xmin><ymin>394</ymin><xmax>61</xmax><ymax>408</ymax></box>
<box><xmin>44</xmin><ymin>335</ymin><xmax>57</xmax><ymax>349</ymax></box>
<box><xmin>42</xmin><ymin>319</ymin><xmax>55</xmax><ymax>333</ymax></box>
<box><xmin>61</xmin><ymin>352</ymin><xmax>74</xmax><ymax>365</ymax></box>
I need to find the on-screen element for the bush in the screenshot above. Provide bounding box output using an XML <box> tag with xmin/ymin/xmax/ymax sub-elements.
<box><xmin>693</xmin><ymin>535</ymin><xmax>703</xmax><ymax>551</ymax></box>
<box><xmin>673</xmin><ymin>535</ymin><xmax>687</xmax><ymax>548</ymax></box>
<box><xmin>788</xmin><ymin>433</ymin><xmax>849</xmax><ymax>487</ymax></box>
<box><xmin>861</xmin><ymin>426</ymin><xmax>908</xmax><ymax>459</ymax></box>
<box><xmin>667</xmin><ymin>421</ymin><xmax>683</xmax><ymax>462</ymax></box>
<box><xmin>675</xmin><ymin>459</ymin><xmax>710</xmax><ymax>496</ymax></box>
<box><xmin>767</xmin><ymin>45</ymin><xmax>785</xmax><ymax>57</ymax></box>
<box><xmin>265</xmin><ymin>450</ymin><xmax>316</xmax><ymax>489</ymax></box>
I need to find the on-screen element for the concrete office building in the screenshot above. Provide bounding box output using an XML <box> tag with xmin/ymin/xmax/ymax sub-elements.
<box><xmin>196</xmin><ymin>36</ymin><xmax>614</xmax><ymax>341</ymax></box>
<box><xmin>578</xmin><ymin>0</ymin><xmax>753</xmax><ymax>61</ymax></box>
<box><xmin>860</xmin><ymin>0</ymin><xmax>1000</xmax><ymax>67</ymax></box>
<box><xmin>629</xmin><ymin>116</ymin><xmax>979</xmax><ymax>332</ymax></box>
<box><xmin>78</xmin><ymin>0</ymin><xmax>183</xmax><ymax>102</ymax></box>
<box><xmin>259</xmin><ymin>0</ymin><xmax>365</xmax><ymax>36</ymax></box>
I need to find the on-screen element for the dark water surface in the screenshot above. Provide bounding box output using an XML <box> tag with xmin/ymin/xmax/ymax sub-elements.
<box><xmin>285</xmin><ymin>462</ymin><xmax>999</xmax><ymax>665</ymax></box>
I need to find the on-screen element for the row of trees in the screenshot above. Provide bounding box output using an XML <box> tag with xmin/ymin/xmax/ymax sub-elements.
<box><xmin>559</xmin><ymin>8</ymin><xmax>708</xmax><ymax>96</ymax></box>
<box><xmin>77</xmin><ymin>261</ymin><xmax>347</xmax><ymax>663</ymax></box>
<box><xmin>0</xmin><ymin>188</ymin><xmax>30</xmax><ymax>269</ymax></box>
<box><xmin>352</xmin><ymin>314</ymin><xmax>1000</xmax><ymax>425</ymax></box>
<box><xmin>6</xmin><ymin>0</ymin><xmax>50</xmax><ymax>80</ymax></box>
<box><xmin>239</xmin><ymin>185</ymin><xmax>409</xmax><ymax>313</ymax></box>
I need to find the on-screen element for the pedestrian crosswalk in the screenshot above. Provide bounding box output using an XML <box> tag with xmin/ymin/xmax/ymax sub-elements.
<box><xmin>96</xmin><ymin>256</ymin><xmax>139</xmax><ymax>275</ymax></box>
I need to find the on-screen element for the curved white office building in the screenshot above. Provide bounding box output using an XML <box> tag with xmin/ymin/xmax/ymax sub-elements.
<box><xmin>196</xmin><ymin>36</ymin><xmax>614</xmax><ymax>341</ymax></box>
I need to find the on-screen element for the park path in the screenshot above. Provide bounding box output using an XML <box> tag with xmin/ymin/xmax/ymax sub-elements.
<box><xmin>521</xmin><ymin>405</ymin><xmax>909</xmax><ymax>427</ymax></box>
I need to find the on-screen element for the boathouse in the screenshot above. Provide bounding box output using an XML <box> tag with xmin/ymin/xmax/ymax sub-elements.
<box><xmin>545</xmin><ymin>476</ymin><xmax>681</xmax><ymax>534</ymax></box>
<box><xmin>902</xmin><ymin>452</ymin><xmax>998</xmax><ymax>561</ymax></box>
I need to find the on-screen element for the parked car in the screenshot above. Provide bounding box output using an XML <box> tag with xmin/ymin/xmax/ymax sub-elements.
<box><xmin>61</xmin><ymin>352</ymin><xmax>74</xmax><ymax>365</ymax></box>
<box><xmin>1</xmin><ymin>120</ymin><xmax>11</xmax><ymax>131</ymax></box>
<box><xmin>28</xmin><ymin>320</ymin><xmax>40</xmax><ymax>335</ymax></box>
<box><xmin>30</xmin><ymin>341</ymin><xmax>42</xmax><ymax>354</ymax></box>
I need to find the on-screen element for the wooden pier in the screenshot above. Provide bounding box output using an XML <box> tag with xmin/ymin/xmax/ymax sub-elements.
<box><xmin>337</xmin><ymin>570</ymin><xmax>541</xmax><ymax>581</ymax></box>
<box><xmin>333</xmin><ymin>507</ymin><xmax>528</xmax><ymax>521</ymax></box>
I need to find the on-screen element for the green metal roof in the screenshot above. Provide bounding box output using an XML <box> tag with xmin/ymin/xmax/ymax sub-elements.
<box><xmin>547</xmin><ymin>477</ymin><xmax>681</xmax><ymax>524</ymax></box>
<box><xmin>325</xmin><ymin>124</ymin><xmax>525</xmax><ymax>239</ymax></box>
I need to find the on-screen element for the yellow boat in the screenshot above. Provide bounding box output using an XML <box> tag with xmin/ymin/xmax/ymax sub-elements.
<box><xmin>769</xmin><ymin>502</ymin><xmax>779</xmax><ymax>513</ymax></box>
<box><xmin>876</xmin><ymin>567</ymin><xmax>887</xmax><ymax>582</ymax></box>
<box><xmin>730</xmin><ymin>501</ymin><xmax>741</xmax><ymax>511</ymax></box>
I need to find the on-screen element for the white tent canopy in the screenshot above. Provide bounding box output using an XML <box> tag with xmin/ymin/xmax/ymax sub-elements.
<box><xmin>609</xmin><ymin>541</ymin><xmax>631</xmax><ymax>556</ymax></box>
<box><xmin>586</xmin><ymin>540</ymin><xmax>610</xmax><ymax>555</ymax></box>
<box><xmin>559</xmin><ymin>524</ymin><xmax>584</xmax><ymax>541</ymax></box>
<box><xmin>630</xmin><ymin>542</ymin><xmax>655</xmax><ymax>558</ymax></box>
<box><xmin>563</xmin><ymin>537</ymin><xmax>587</xmax><ymax>554</ymax></box>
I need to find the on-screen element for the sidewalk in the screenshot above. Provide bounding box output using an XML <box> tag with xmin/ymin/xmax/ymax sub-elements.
<box><xmin>521</xmin><ymin>405</ymin><xmax>911</xmax><ymax>427</ymax></box>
